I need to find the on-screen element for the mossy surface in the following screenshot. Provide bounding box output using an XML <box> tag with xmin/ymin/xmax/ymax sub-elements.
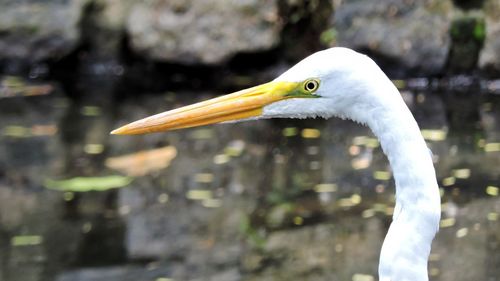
<box><xmin>447</xmin><ymin>15</ymin><xmax>486</xmax><ymax>73</ymax></box>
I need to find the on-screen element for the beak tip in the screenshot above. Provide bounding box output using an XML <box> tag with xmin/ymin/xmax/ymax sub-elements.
<box><xmin>110</xmin><ymin>127</ymin><xmax>127</xmax><ymax>135</ymax></box>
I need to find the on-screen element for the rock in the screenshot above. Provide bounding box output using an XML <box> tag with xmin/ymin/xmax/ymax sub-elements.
<box><xmin>81</xmin><ymin>0</ymin><xmax>134</xmax><ymax>58</ymax></box>
<box><xmin>0</xmin><ymin>0</ymin><xmax>88</xmax><ymax>62</ymax></box>
<box><xmin>278</xmin><ymin>0</ymin><xmax>334</xmax><ymax>60</ymax></box>
<box><xmin>126</xmin><ymin>0</ymin><xmax>281</xmax><ymax>64</ymax></box>
<box><xmin>478</xmin><ymin>0</ymin><xmax>500</xmax><ymax>74</ymax></box>
<box><xmin>333</xmin><ymin>0</ymin><xmax>453</xmax><ymax>75</ymax></box>
<box><xmin>92</xmin><ymin>0</ymin><xmax>133</xmax><ymax>31</ymax></box>
<box><xmin>447</xmin><ymin>12</ymin><xmax>485</xmax><ymax>73</ymax></box>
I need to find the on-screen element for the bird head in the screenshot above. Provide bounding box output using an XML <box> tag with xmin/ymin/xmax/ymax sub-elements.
<box><xmin>111</xmin><ymin>48</ymin><xmax>386</xmax><ymax>135</ymax></box>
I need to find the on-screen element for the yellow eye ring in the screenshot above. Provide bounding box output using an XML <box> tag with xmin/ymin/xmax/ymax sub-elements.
<box><xmin>303</xmin><ymin>79</ymin><xmax>320</xmax><ymax>93</ymax></box>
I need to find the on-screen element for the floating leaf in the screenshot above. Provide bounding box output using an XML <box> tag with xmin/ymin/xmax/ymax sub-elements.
<box><xmin>186</xmin><ymin>189</ymin><xmax>212</xmax><ymax>200</ymax></box>
<box><xmin>0</xmin><ymin>76</ymin><xmax>53</xmax><ymax>98</ymax></box>
<box><xmin>484</xmin><ymin>142</ymin><xmax>500</xmax><ymax>152</ymax></box>
<box><xmin>2</xmin><ymin>124</ymin><xmax>57</xmax><ymax>138</ymax></box>
<box><xmin>195</xmin><ymin>173</ymin><xmax>214</xmax><ymax>183</ymax></box>
<box><xmin>456</xmin><ymin>227</ymin><xmax>468</xmax><ymax>238</ymax></box>
<box><xmin>352</xmin><ymin>273</ymin><xmax>374</xmax><ymax>281</ymax></box>
<box><xmin>224</xmin><ymin>140</ymin><xmax>246</xmax><ymax>157</ymax></box>
<box><xmin>314</xmin><ymin>183</ymin><xmax>337</xmax><ymax>193</ymax></box>
<box><xmin>80</xmin><ymin>106</ymin><xmax>101</xmax><ymax>116</ymax></box>
<box><xmin>106</xmin><ymin>146</ymin><xmax>177</xmax><ymax>176</ymax></box>
<box><xmin>84</xmin><ymin>143</ymin><xmax>104</xmax><ymax>154</ymax></box>
<box><xmin>421</xmin><ymin>129</ymin><xmax>447</xmax><ymax>141</ymax></box>
<box><xmin>373</xmin><ymin>171</ymin><xmax>391</xmax><ymax>181</ymax></box>
<box><xmin>301</xmin><ymin>128</ymin><xmax>321</xmax><ymax>139</ymax></box>
<box><xmin>44</xmin><ymin>176</ymin><xmax>133</xmax><ymax>192</ymax></box>
<box><xmin>11</xmin><ymin>235</ymin><xmax>43</xmax><ymax>246</ymax></box>
<box><xmin>440</xmin><ymin>218</ymin><xmax>456</xmax><ymax>228</ymax></box>
<box><xmin>2</xmin><ymin>126</ymin><xmax>30</xmax><ymax>137</ymax></box>
<box><xmin>282</xmin><ymin>127</ymin><xmax>298</xmax><ymax>137</ymax></box>
<box><xmin>486</xmin><ymin>186</ymin><xmax>499</xmax><ymax>196</ymax></box>
<box><xmin>452</xmin><ymin>168</ymin><xmax>471</xmax><ymax>179</ymax></box>
<box><xmin>202</xmin><ymin>198</ymin><xmax>222</xmax><ymax>208</ymax></box>
<box><xmin>442</xmin><ymin>176</ymin><xmax>456</xmax><ymax>186</ymax></box>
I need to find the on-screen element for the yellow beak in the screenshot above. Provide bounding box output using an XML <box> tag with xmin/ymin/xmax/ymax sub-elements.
<box><xmin>111</xmin><ymin>81</ymin><xmax>302</xmax><ymax>135</ymax></box>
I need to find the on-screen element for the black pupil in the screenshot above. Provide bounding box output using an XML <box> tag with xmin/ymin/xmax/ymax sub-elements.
<box><xmin>306</xmin><ymin>82</ymin><xmax>315</xmax><ymax>91</ymax></box>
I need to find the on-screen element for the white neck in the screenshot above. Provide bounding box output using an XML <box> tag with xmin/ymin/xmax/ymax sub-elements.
<box><xmin>366</xmin><ymin>84</ymin><xmax>441</xmax><ymax>281</ymax></box>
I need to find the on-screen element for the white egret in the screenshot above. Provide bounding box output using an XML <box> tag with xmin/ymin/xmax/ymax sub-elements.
<box><xmin>112</xmin><ymin>47</ymin><xmax>441</xmax><ymax>281</ymax></box>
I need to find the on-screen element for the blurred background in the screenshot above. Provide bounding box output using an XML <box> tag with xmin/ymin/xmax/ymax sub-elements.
<box><xmin>0</xmin><ymin>0</ymin><xmax>499</xmax><ymax>280</ymax></box>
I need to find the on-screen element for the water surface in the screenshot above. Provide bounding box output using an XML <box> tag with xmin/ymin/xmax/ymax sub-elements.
<box><xmin>0</xmin><ymin>76</ymin><xmax>499</xmax><ymax>281</ymax></box>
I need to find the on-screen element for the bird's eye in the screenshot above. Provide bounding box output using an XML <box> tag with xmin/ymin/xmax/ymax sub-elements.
<box><xmin>303</xmin><ymin>79</ymin><xmax>320</xmax><ymax>93</ymax></box>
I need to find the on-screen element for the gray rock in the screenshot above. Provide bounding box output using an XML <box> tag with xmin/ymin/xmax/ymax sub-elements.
<box><xmin>126</xmin><ymin>0</ymin><xmax>281</xmax><ymax>64</ymax></box>
<box><xmin>479</xmin><ymin>0</ymin><xmax>500</xmax><ymax>73</ymax></box>
<box><xmin>93</xmin><ymin>0</ymin><xmax>133</xmax><ymax>31</ymax></box>
<box><xmin>0</xmin><ymin>0</ymin><xmax>88</xmax><ymax>61</ymax></box>
<box><xmin>447</xmin><ymin>12</ymin><xmax>485</xmax><ymax>73</ymax></box>
<box><xmin>333</xmin><ymin>0</ymin><xmax>453</xmax><ymax>75</ymax></box>
<box><xmin>82</xmin><ymin>0</ymin><xmax>134</xmax><ymax>58</ymax></box>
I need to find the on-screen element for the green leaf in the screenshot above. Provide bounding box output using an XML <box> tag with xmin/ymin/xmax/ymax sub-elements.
<box><xmin>44</xmin><ymin>176</ymin><xmax>133</xmax><ymax>192</ymax></box>
<box><xmin>473</xmin><ymin>20</ymin><xmax>486</xmax><ymax>41</ymax></box>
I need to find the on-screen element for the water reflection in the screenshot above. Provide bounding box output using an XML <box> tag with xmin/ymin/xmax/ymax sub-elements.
<box><xmin>0</xmin><ymin>76</ymin><xmax>499</xmax><ymax>281</ymax></box>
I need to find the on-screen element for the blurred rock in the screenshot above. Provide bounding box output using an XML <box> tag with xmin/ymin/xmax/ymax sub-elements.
<box><xmin>127</xmin><ymin>0</ymin><xmax>281</xmax><ymax>64</ymax></box>
<box><xmin>81</xmin><ymin>0</ymin><xmax>134</xmax><ymax>59</ymax></box>
<box><xmin>0</xmin><ymin>0</ymin><xmax>88</xmax><ymax>62</ymax></box>
<box><xmin>333</xmin><ymin>0</ymin><xmax>453</xmax><ymax>75</ymax></box>
<box><xmin>478</xmin><ymin>0</ymin><xmax>500</xmax><ymax>74</ymax></box>
<box><xmin>447</xmin><ymin>13</ymin><xmax>485</xmax><ymax>73</ymax></box>
<box><xmin>92</xmin><ymin>0</ymin><xmax>133</xmax><ymax>32</ymax></box>
<box><xmin>278</xmin><ymin>0</ymin><xmax>333</xmax><ymax>60</ymax></box>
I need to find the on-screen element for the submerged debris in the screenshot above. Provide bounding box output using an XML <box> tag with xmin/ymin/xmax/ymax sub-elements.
<box><xmin>0</xmin><ymin>76</ymin><xmax>54</xmax><ymax>99</ymax></box>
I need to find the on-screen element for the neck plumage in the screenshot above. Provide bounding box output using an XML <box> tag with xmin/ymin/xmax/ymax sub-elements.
<box><xmin>366</xmin><ymin>85</ymin><xmax>441</xmax><ymax>281</ymax></box>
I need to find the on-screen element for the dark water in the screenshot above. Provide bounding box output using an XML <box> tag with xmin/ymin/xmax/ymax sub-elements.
<box><xmin>0</xmin><ymin>75</ymin><xmax>499</xmax><ymax>281</ymax></box>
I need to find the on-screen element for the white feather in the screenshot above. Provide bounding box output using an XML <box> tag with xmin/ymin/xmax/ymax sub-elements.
<box><xmin>264</xmin><ymin>48</ymin><xmax>441</xmax><ymax>281</ymax></box>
